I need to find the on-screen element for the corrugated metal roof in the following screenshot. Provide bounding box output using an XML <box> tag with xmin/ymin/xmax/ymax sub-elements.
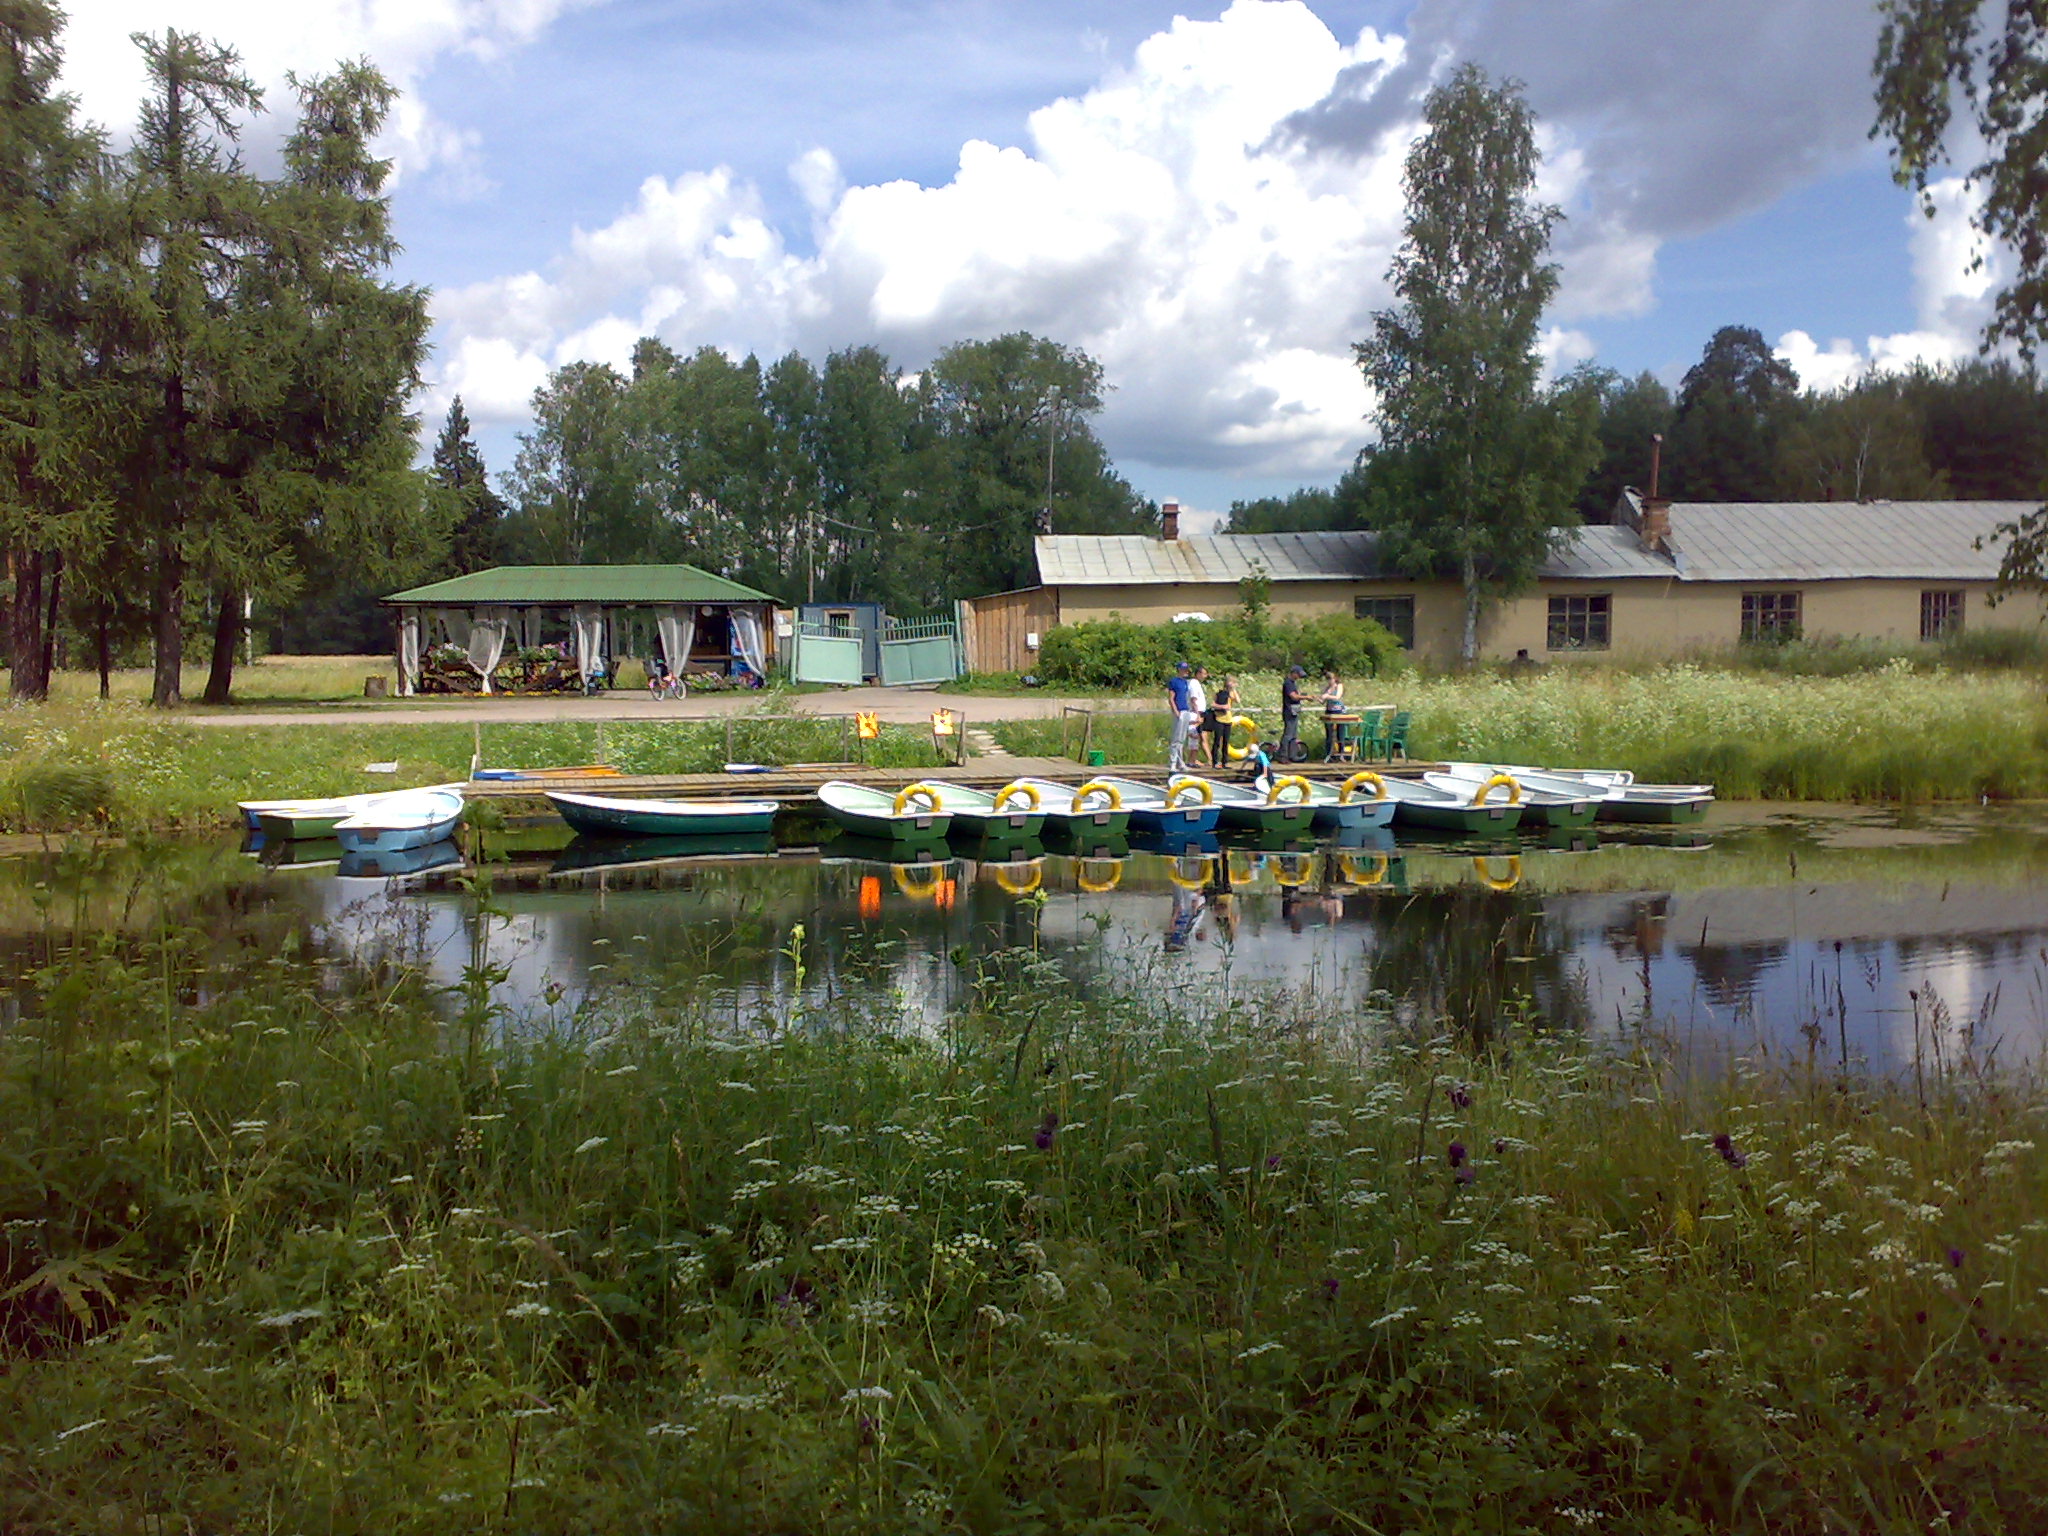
<box><xmin>1666</xmin><ymin>501</ymin><xmax>2030</xmax><ymax>581</ymax></box>
<box><xmin>385</xmin><ymin>564</ymin><xmax>782</xmax><ymax>606</ymax></box>
<box><xmin>1034</xmin><ymin>532</ymin><xmax>1386</xmax><ymax>585</ymax></box>
<box><xmin>1035</xmin><ymin>502</ymin><xmax>2038</xmax><ymax>588</ymax></box>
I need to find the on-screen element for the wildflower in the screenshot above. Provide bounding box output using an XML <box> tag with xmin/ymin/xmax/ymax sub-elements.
<box><xmin>504</xmin><ymin>1302</ymin><xmax>554</xmax><ymax>1318</ymax></box>
<box><xmin>1455</xmin><ymin>1166</ymin><xmax>1476</xmax><ymax>1185</ymax></box>
<box><xmin>1321</xmin><ymin>1277</ymin><xmax>1340</xmax><ymax>1300</ymax></box>
<box><xmin>255</xmin><ymin>1306</ymin><xmax>325</xmax><ymax>1328</ymax></box>
<box><xmin>1034</xmin><ymin>1113</ymin><xmax>1059</xmax><ymax>1151</ymax></box>
<box><xmin>574</xmin><ymin>1136</ymin><xmax>609</xmax><ymax>1154</ymax></box>
<box><xmin>1448</xmin><ymin>1083</ymin><xmax>1472</xmax><ymax>1110</ymax></box>
<box><xmin>1447</xmin><ymin>1141</ymin><xmax>1467</xmax><ymax>1169</ymax></box>
<box><xmin>840</xmin><ymin>1385</ymin><xmax>893</xmax><ymax>1403</ymax></box>
<box><xmin>1266</xmin><ymin>1153</ymin><xmax>1283</xmax><ymax>1171</ymax></box>
<box><xmin>1948</xmin><ymin>1246</ymin><xmax>1966</xmax><ymax>1268</ymax></box>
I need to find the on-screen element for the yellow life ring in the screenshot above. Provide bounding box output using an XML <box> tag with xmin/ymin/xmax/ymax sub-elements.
<box><xmin>1339</xmin><ymin>770</ymin><xmax>1387</xmax><ymax>804</ymax></box>
<box><xmin>1267</xmin><ymin>773</ymin><xmax>1312</xmax><ymax>806</ymax></box>
<box><xmin>992</xmin><ymin>861</ymin><xmax>1042</xmax><ymax>896</ymax></box>
<box><xmin>1076</xmin><ymin>858</ymin><xmax>1124</xmax><ymax>893</ymax></box>
<box><xmin>893</xmin><ymin>863</ymin><xmax>944</xmax><ymax>900</ymax></box>
<box><xmin>1166</xmin><ymin>776</ymin><xmax>1214</xmax><ymax>807</ymax></box>
<box><xmin>1074</xmin><ymin>778</ymin><xmax>1123</xmax><ymax>812</ymax></box>
<box><xmin>1166</xmin><ymin>854</ymin><xmax>1216</xmax><ymax>891</ymax></box>
<box><xmin>1467</xmin><ymin>773</ymin><xmax>1522</xmax><ymax>808</ymax></box>
<box><xmin>1338</xmin><ymin>852</ymin><xmax>1389</xmax><ymax>887</ymax></box>
<box><xmin>893</xmin><ymin>782</ymin><xmax>942</xmax><ymax>816</ymax></box>
<box><xmin>1272</xmin><ymin>853</ymin><xmax>1313</xmax><ymax>887</ymax></box>
<box><xmin>994</xmin><ymin>781</ymin><xmax>1041</xmax><ymax>813</ymax></box>
<box><xmin>1473</xmin><ymin>854</ymin><xmax>1522</xmax><ymax>891</ymax></box>
<box><xmin>1224</xmin><ymin>712</ymin><xmax>1260</xmax><ymax>761</ymax></box>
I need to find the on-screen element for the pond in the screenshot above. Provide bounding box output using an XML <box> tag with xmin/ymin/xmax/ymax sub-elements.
<box><xmin>8</xmin><ymin>802</ymin><xmax>2048</xmax><ymax>1074</ymax></box>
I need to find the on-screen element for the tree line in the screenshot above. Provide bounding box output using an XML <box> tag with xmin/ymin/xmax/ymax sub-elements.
<box><xmin>1</xmin><ymin>4</ymin><xmax>437</xmax><ymax>705</ymax></box>
<box><xmin>1229</xmin><ymin>338</ymin><xmax>2048</xmax><ymax>537</ymax></box>
<box><xmin>432</xmin><ymin>330</ymin><xmax>1153</xmax><ymax>617</ymax></box>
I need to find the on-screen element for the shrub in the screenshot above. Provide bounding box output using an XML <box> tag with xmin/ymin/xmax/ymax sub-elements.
<box><xmin>1939</xmin><ymin>622</ymin><xmax>2048</xmax><ymax>670</ymax></box>
<box><xmin>1036</xmin><ymin>616</ymin><xmax>1250</xmax><ymax>690</ymax></box>
<box><xmin>1263</xmin><ymin>613</ymin><xmax>1408</xmax><ymax>680</ymax></box>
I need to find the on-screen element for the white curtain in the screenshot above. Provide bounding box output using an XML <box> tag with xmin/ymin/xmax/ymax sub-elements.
<box><xmin>519</xmin><ymin>606</ymin><xmax>545</xmax><ymax>651</ymax></box>
<box><xmin>731</xmin><ymin>606</ymin><xmax>768</xmax><ymax>678</ymax></box>
<box><xmin>467</xmin><ymin>607</ymin><xmax>511</xmax><ymax>694</ymax></box>
<box><xmin>572</xmin><ymin>605</ymin><xmax>606</xmax><ymax>684</ymax></box>
<box><xmin>656</xmin><ymin>605</ymin><xmax>696</xmax><ymax>679</ymax></box>
<box><xmin>432</xmin><ymin>608</ymin><xmax>471</xmax><ymax>651</ymax></box>
<box><xmin>397</xmin><ymin>611</ymin><xmax>421</xmax><ymax>697</ymax></box>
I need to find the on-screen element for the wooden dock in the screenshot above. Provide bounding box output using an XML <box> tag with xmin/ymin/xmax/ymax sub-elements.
<box><xmin>460</xmin><ymin>758</ymin><xmax>1441</xmax><ymax>808</ymax></box>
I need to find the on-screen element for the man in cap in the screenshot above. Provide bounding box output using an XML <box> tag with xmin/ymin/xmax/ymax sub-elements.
<box><xmin>1277</xmin><ymin>665</ymin><xmax>1306</xmax><ymax>763</ymax></box>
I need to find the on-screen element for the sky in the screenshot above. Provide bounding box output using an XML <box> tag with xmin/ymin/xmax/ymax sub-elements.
<box><xmin>57</xmin><ymin>0</ymin><xmax>2003</xmax><ymax>524</ymax></box>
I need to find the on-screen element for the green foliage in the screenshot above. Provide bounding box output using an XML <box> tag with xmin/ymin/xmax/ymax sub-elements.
<box><xmin>1</xmin><ymin>931</ymin><xmax>2043</xmax><ymax>1529</ymax></box>
<box><xmin>5</xmin><ymin>762</ymin><xmax>116</xmax><ymax>830</ymax></box>
<box><xmin>1221</xmin><ymin>486</ymin><xmax>1338</xmax><ymax>533</ymax></box>
<box><xmin>1355</xmin><ymin>65</ymin><xmax>1600</xmax><ymax>661</ymax></box>
<box><xmin>1575</xmin><ymin>370</ymin><xmax>1673</xmax><ymax>521</ymax></box>
<box><xmin>1036</xmin><ymin>617</ymin><xmax>1250</xmax><ymax>690</ymax></box>
<box><xmin>1256</xmin><ymin>613</ymin><xmax>1406</xmax><ymax>681</ymax></box>
<box><xmin>1665</xmin><ymin>325</ymin><xmax>1802</xmax><ymax>502</ymax></box>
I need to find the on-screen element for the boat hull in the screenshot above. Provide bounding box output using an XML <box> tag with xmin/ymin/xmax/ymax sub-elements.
<box><xmin>256</xmin><ymin>808</ymin><xmax>351</xmax><ymax>841</ymax></box>
<box><xmin>1126</xmin><ymin>803</ymin><xmax>1222</xmax><ymax>834</ymax></box>
<box><xmin>1597</xmin><ymin>795</ymin><xmax>1712</xmax><ymax>825</ymax></box>
<box><xmin>1509</xmin><ymin>797</ymin><xmax>1601</xmax><ymax>830</ymax></box>
<box><xmin>1040</xmin><ymin>808</ymin><xmax>1133</xmax><ymax>845</ymax></box>
<box><xmin>947</xmin><ymin>808</ymin><xmax>1048</xmax><ymax>840</ymax></box>
<box><xmin>337</xmin><ymin>839</ymin><xmax>463</xmax><ymax>878</ymax></box>
<box><xmin>825</xmin><ymin>805</ymin><xmax>951</xmax><ymax>841</ymax></box>
<box><xmin>1391</xmin><ymin>799</ymin><xmax>1525</xmax><ymax>835</ymax></box>
<box><xmin>1310</xmin><ymin>798</ymin><xmax>1398</xmax><ymax>831</ymax></box>
<box><xmin>548</xmin><ymin>793</ymin><xmax>777</xmax><ymax>839</ymax></box>
<box><xmin>1214</xmin><ymin>801</ymin><xmax>1317</xmax><ymax>833</ymax></box>
<box><xmin>336</xmin><ymin>816</ymin><xmax>462</xmax><ymax>854</ymax></box>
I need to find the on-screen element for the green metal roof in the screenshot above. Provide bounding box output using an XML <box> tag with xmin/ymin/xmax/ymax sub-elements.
<box><xmin>384</xmin><ymin>564</ymin><xmax>782</xmax><ymax>606</ymax></box>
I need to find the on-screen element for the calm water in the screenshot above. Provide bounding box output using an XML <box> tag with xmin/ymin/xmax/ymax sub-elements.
<box><xmin>9</xmin><ymin>804</ymin><xmax>2048</xmax><ymax>1072</ymax></box>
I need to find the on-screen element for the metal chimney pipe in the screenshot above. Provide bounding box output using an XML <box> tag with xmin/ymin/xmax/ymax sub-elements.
<box><xmin>1648</xmin><ymin>433</ymin><xmax>1663</xmax><ymax>501</ymax></box>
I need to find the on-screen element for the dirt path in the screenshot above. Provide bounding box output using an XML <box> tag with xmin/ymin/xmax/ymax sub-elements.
<box><xmin>176</xmin><ymin>686</ymin><xmax>1152</xmax><ymax>728</ymax></box>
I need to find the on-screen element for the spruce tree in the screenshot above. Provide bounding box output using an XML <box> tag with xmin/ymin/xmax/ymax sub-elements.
<box><xmin>433</xmin><ymin>396</ymin><xmax>505</xmax><ymax>576</ymax></box>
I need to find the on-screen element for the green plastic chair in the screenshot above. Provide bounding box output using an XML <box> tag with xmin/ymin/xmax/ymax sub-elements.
<box><xmin>1385</xmin><ymin>709</ymin><xmax>1412</xmax><ymax>761</ymax></box>
<box><xmin>1355</xmin><ymin>712</ymin><xmax>1391</xmax><ymax>761</ymax></box>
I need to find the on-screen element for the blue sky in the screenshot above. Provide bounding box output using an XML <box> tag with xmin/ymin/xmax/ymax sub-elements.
<box><xmin>65</xmin><ymin>1</ymin><xmax>1987</xmax><ymax>520</ymax></box>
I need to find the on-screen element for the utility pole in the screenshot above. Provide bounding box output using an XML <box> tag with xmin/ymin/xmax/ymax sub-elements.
<box><xmin>1038</xmin><ymin>385</ymin><xmax>1061</xmax><ymax>536</ymax></box>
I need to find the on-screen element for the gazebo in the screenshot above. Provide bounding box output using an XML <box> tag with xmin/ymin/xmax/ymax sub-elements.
<box><xmin>382</xmin><ymin>564</ymin><xmax>782</xmax><ymax>696</ymax></box>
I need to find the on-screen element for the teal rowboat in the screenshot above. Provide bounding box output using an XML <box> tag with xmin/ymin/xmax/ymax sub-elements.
<box><xmin>933</xmin><ymin>781</ymin><xmax>1049</xmax><ymax>841</ymax></box>
<box><xmin>1007</xmin><ymin>777</ymin><xmax>1133</xmax><ymax>842</ymax></box>
<box><xmin>1174</xmin><ymin>773</ymin><xmax>1317</xmax><ymax>834</ymax></box>
<box><xmin>1424</xmin><ymin>769</ymin><xmax>1599</xmax><ymax>830</ymax></box>
<box><xmin>546</xmin><ymin>791</ymin><xmax>779</xmax><ymax>839</ymax></box>
<box><xmin>1379</xmin><ymin>773</ymin><xmax>1526</xmax><ymax>835</ymax></box>
<box><xmin>818</xmin><ymin>780</ymin><xmax>953</xmax><ymax>842</ymax></box>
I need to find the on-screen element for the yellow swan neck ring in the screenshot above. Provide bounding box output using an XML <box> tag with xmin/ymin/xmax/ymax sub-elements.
<box><xmin>1267</xmin><ymin>773</ymin><xmax>1312</xmax><ymax>805</ymax></box>
<box><xmin>893</xmin><ymin>782</ymin><xmax>942</xmax><ymax>816</ymax></box>
<box><xmin>993</xmin><ymin>861</ymin><xmax>1042</xmax><ymax>895</ymax></box>
<box><xmin>1074</xmin><ymin>778</ymin><xmax>1123</xmax><ymax>811</ymax></box>
<box><xmin>1340</xmin><ymin>770</ymin><xmax>1387</xmax><ymax>804</ymax></box>
<box><xmin>994</xmin><ymin>781</ymin><xmax>1041</xmax><ymax>813</ymax></box>
<box><xmin>1076</xmin><ymin>858</ymin><xmax>1124</xmax><ymax>893</ymax></box>
<box><xmin>1166</xmin><ymin>777</ymin><xmax>1214</xmax><ymax>807</ymax></box>
<box><xmin>1166</xmin><ymin>855</ymin><xmax>1216</xmax><ymax>890</ymax></box>
<box><xmin>1468</xmin><ymin>773</ymin><xmax>1522</xmax><ymax>808</ymax></box>
<box><xmin>893</xmin><ymin>863</ymin><xmax>943</xmax><ymax>899</ymax></box>
<box><xmin>1338</xmin><ymin>852</ymin><xmax>1389</xmax><ymax>886</ymax></box>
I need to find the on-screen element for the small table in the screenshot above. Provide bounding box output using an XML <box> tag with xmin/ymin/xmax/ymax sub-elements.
<box><xmin>1324</xmin><ymin>704</ymin><xmax>1394</xmax><ymax>762</ymax></box>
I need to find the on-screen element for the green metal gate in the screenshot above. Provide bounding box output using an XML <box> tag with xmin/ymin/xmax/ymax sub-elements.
<box><xmin>877</xmin><ymin>615</ymin><xmax>962</xmax><ymax>685</ymax></box>
<box><xmin>791</xmin><ymin>622</ymin><xmax>865</xmax><ymax>685</ymax></box>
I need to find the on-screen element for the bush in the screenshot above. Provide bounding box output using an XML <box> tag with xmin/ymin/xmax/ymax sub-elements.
<box><xmin>1036</xmin><ymin>616</ymin><xmax>1250</xmax><ymax>690</ymax></box>
<box><xmin>1938</xmin><ymin>623</ymin><xmax>2048</xmax><ymax>670</ymax></box>
<box><xmin>1260</xmin><ymin>613</ymin><xmax>1408</xmax><ymax>681</ymax></box>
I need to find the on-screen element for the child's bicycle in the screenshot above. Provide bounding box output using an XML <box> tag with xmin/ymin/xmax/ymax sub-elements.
<box><xmin>648</xmin><ymin>667</ymin><xmax>686</xmax><ymax>701</ymax></box>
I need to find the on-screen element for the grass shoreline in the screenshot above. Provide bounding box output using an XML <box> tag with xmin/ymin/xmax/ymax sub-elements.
<box><xmin>1</xmin><ymin>913</ymin><xmax>2043</xmax><ymax>1532</ymax></box>
<box><xmin>2</xmin><ymin>662</ymin><xmax>2046</xmax><ymax>831</ymax></box>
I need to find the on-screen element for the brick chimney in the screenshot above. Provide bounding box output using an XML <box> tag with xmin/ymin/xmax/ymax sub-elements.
<box><xmin>1161</xmin><ymin>499</ymin><xmax>1181</xmax><ymax>541</ymax></box>
<box><xmin>1639</xmin><ymin>433</ymin><xmax>1670</xmax><ymax>554</ymax></box>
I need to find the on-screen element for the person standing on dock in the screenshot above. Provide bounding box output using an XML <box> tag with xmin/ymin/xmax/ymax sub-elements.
<box><xmin>1187</xmin><ymin>666</ymin><xmax>1210</xmax><ymax>769</ymax></box>
<box><xmin>1166</xmin><ymin>660</ymin><xmax>1194</xmax><ymax>772</ymax></box>
<box><xmin>1278</xmin><ymin>666</ymin><xmax>1305</xmax><ymax>763</ymax></box>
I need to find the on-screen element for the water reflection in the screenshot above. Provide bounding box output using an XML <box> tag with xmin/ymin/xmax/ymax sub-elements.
<box><xmin>4</xmin><ymin>803</ymin><xmax>2047</xmax><ymax>1073</ymax></box>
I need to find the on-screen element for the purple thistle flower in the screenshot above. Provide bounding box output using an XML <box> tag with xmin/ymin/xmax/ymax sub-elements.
<box><xmin>1455</xmin><ymin>1165</ymin><xmax>1476</xmax><ymax>1185</ymax></box>
<box><xmin>1448</xmin><ymin>1083</ymin><xmax>1472</xmax><ymax>1111</ymax></box>
<box><xmin>1266</xmin><ymin>1153</ymin><xmax>1283</xmax><ymax>1171</ymax></box>
<box><xmin>1322</xmin><ymin>1277</ymin><xmax>1339</xmax><ymax>1300</ymax></box>
<box><xmin>1712</xmin><ymin>1133</ymin><xmax>1747</xmax><ymax>1169</ymax></box>
<box><xmin>1034</xmin><ymin>1112</ymin><xmax>1059</xmax><ymax>1151</ymax></box>
<box><xmin>1447</xmin><ymin>1141</ymin><xmax>1467</xmax><ymax>1169</ymax></box>
<box><xmin>1492</xmin><ymin>1137</ymin><xmax>1508</xmax><ymax>1156</ymax></box>
<box><xmin>1948</xmin><ymin>1247</ymin><xmax>1966</xmax><ymax>1269</ymax></box>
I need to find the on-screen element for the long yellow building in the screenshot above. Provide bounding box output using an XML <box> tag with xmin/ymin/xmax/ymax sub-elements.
<box><xmin>962</xmin><ymin>494</ymin><xmax>2048</xmax><ymax>671</ymax></box>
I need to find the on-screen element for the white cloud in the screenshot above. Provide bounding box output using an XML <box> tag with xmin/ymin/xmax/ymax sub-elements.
<box><xmin>56</xmin><ymin>0</ymin><xmax>597</xmax><ymax>182</ymax></box>
<box><xmin>1771</xmin><ymin>177</ymin><xmax>2000</xmax><ymax>392</ymax></box>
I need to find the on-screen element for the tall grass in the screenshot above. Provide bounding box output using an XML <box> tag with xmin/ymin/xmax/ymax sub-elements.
<box><xmin>2</xmin><ymin>906</ymin><xmax>2043</xmax><ymax>1532</ymax></box>
<box><xmin>0</xmin><ymin>703</ymin><xmax>949</xmax><ymax>832</ymax></box>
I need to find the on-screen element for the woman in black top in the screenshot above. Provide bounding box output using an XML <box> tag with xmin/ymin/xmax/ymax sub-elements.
<box><xmin>1205</xmin><ymin>673</ymin><xmax>1236</xmax><ymax>765</ymax></box>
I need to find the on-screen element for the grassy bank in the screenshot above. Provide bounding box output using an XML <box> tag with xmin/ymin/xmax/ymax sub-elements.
<box><xmin>1</xmin><ymin>916</ymin><xmax>2043</xmax><ymax>1532</ymax></box>
<box><xmin>0</xmin><ymin>705</ymin><xmax>952</xmax><ymax>832</ymax></box>
<box><xmin>1021</xmin><ymin>667</ymin><xmax>2048</xmax><ymax>802</ymax></box>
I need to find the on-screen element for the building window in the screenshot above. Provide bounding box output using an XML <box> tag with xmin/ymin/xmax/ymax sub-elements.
<box><xmin>1740</xmin><ymin>591</ymin><xmax>1802</xmax><ymax>643</ymax></box>
<box><xmin>1921</xmin><ymin>589</ymin><xmax>1964</xmax><ymax>641</ymax></box>
<box><xmin>1354</xmin><ymin>595</ymin><xmax>1416</xmax><ymax>648</ymax></box>
<box><xmin>1546</xmin><ymin>594</ymin><xmax>1610</xmax><ymax>651</ymax></box>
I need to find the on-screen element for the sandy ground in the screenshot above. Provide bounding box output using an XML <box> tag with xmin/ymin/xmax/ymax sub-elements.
<box><xmin>177</xmin><ymin>686</ymin><xmax>1153</xmax><ymax>727</ymax></box>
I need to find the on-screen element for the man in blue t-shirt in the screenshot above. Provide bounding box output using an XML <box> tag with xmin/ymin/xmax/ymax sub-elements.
<box><xmin>1165</xmin><ymin>660</ymin><xmax>1193</xmax><ymax>772</ymax></box>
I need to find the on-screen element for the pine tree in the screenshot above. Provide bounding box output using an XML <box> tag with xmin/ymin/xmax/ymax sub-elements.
<box><xmin>433</xmin><ymin>396</ymin><xmax>505</xmax><ymax>576</ymax></box>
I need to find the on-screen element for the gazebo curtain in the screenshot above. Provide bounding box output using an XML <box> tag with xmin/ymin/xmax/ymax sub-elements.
<box><xmin>572</xmin><ymin>606</ymin><xmax>607</xmax><ymax>683</ymax></box>
<box><xmin>397</xmin><ymin>611</ymin><xmax>421</xmax><ymax>696</ymax></box>
<box><xmin>731</xmin><ymin>606</ymin><xmax>768</xmax><ymax>678</ymax></box>
<box><xmin>466</xmin><ymin>607</ymin><xmax>511</xmax><ymax>693</ymax></box>
<box><xmin>656</xmin><ymin>605</ymin><xmax>696</xmax><ymax>679</ymax></box>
